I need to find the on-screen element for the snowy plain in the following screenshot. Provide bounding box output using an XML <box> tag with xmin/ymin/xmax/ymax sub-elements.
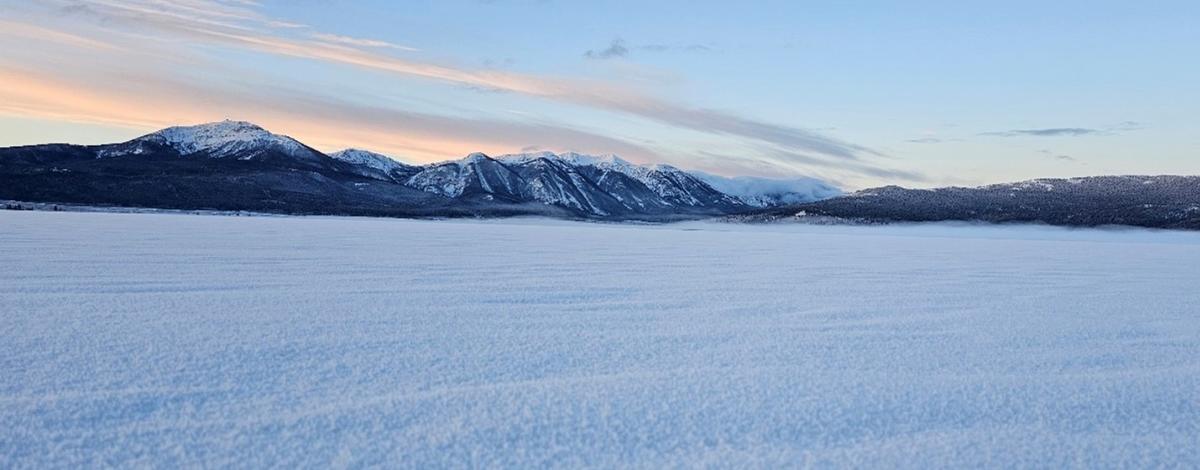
<box><xmin>2</xmin><ymin>210</ymin><xmax>1199</xmax><ymax>468</ymax></box>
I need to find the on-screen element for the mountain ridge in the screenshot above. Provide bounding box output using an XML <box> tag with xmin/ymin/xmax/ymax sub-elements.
<box><xmin>0</xmin><ymin>121</ymin><xmax>833</xmax><ymax>220</ymax></box>
<box><xmin>740</xmin><ymin>175</ymin><xmax>1200</xmax><ymax>230</ymax></box>
<box><xmin>6</xmin><ymin>121</ymin><xmax>1197</xmax><ymax>229</ymax></box>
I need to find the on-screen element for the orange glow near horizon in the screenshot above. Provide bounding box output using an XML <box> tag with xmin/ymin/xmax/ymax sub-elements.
<box><xmin>0</xmin><ymin>68</ymin><xmax>524</xmax><ymax>163</ymax></box>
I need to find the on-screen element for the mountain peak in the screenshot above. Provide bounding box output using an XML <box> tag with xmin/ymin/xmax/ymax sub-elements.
<box><xmin>496</xmin><ymin>151</ymin><xmax>632</xmax><ymax>168</ymax></box>
<box><xmin>330</xmin><ymin>148</ymin><xmax>390</xmax><ymax>160</ymax></box>
<box><xmin>330</xmin><ymin>148</ymin><xmax>414</xmax><ymax>174</ymax></box>
<box><xmin>157</xmin><ymin>120</ymin><xmax>268</xmax><ymax>138</ymax></box>
<box><xmin>214</xmin><ymin>119</ymin><xmax>265</xmax><ymax>130</ymax></box>
<box><xmin>561</xmin><ymin>152</ymin><xmax>633</xmax><ymax>167</ymax></box>
<box><xmin>131</xmin><ymin>120</ymin><xmax>309</xmax><ymax>159</ymax></box>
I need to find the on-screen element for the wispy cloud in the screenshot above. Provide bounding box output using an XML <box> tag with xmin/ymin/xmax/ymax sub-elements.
<box><xmin>45</xmin><ymin>1</ymin><xmax>877</xmax><ymax>162</ymax></box>
<box><xmin>0</xmin><ymin>19</ymin><xmax>123</xmax><ymax>51</ymax></box>
<box><xmin>980</xmin><ymin>121</ymin><xmax>1146</xmax><ymax>138</ymax></box>
<box><xmin>1</xmin><ymin>0</ymin><xmax>901</xmax><ymax>182</ymax></box>
<box><xmin>584</xmin><ymin>39</ymin><xmax>630</xmax><ymax>59</ymax></box>
<box><xmin>1038</xmin><ymin>149</ymin><xmax>1078</xmax><ymax>162</ymax></box>
<box><xmin>585</xmin><ymin>38</ymin><xmax>711</xmax><ymax>59</ymax></box>
<box><xmin>310</xmin><ymin>33</ymin><xmax>418</xmax><ymax>51</ymax></box>
<box><xmin>267</xmin><ymin>20</ymin><xmax>307</xmax><ymax>29</ymax></box>
<box><xmin>1113</xmin><ymin>120</ymin><xmax>1145</xmax><ymax>131</ymax></box>
<box><xmin>0</xmin><ymin>67</ymin><xmax>662</xmax><ymax>163</ymax></box>
<box><xmin>696</xmin><ymin>146</ymin><xmax>925</xmax><ymax>186</ymax></box>
<box><xmin>981</xmin><ymin>128</ymin><xmax>1101</xmax><ymax>137</ymax></box>
<box><xmin>640</xmin><ymin>44</ymin><xmax>711</xmax><ymax>53</ymax></box>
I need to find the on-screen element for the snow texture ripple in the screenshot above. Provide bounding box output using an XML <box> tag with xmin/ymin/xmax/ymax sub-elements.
<box><xmin>2</xmin><ymin>211</ymin><xmax>1199</xmax><ymax>468</ymax></box>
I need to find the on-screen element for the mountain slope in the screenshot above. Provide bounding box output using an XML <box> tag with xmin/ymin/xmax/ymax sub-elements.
<box><xmin>507</xmin><ymin>156</ymin><xmax>632</xmax><ymax>217</ymax></box>
<box><xmin>496</xmin><ymin>152</ymin><xmax>744</xmax><ymax>214</ymax></box>
<box><xmin>744</xmin><ymin>176</ymin><xmax>1200</xmax><ymax>229</ymax></box>
<box><xmin>329</xmin><ymin>149</ymin><xmax>421</xmax><ymax>182</ymax></box>
<box><xmin>404</xmin><ymin>153</ymin><xmax>526</xmax><ymax>202</ymax></box>
<box><xmin>100</xmin><ymin>121</ymin><xmax>336</xmax><ymax>170</ymax></box>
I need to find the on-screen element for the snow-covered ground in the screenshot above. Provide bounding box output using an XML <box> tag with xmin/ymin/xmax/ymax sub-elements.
<box><xmin>2</xmin><ymin>211</ymin><xmax>1199</xmax><ymax>468</ymax></box>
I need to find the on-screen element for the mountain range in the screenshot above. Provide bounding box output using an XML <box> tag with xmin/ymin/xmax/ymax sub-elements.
<box><xmin>3</xmin><ymin>120</ymin><xmax>1198</xmax><ymax>229</ymax></box>
<box><xmin>0</xmin><ymin>121</ymin><xmax>836</xmax><ymax>220</ymax></box>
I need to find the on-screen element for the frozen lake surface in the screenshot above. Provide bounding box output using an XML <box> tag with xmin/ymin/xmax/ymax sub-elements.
<box><xmin>2</xmin><ymin>210</ymin><xmax>1199</xmax><ymax>468</ymax></box>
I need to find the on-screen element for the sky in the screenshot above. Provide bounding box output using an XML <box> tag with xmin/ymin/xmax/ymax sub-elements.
<box><xmin>1</xmin><ymin>0</ymin><xmax>1198</xmax><ymax>189</ymax></box>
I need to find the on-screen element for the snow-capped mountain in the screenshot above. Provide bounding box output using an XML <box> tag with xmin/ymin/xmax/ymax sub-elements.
<box><xmin>405</xmin><ymin>153</ymin><xmax>525</xmax><ymax>200</ymax></box>
<box><xmin>495</xmin><ymin>152</ymin><xmax>744</xmax><ymax>212</ymax></box>
<box><xmin>607</xmin><ymin>163</ymin><xmax>743</xmax><ymax>209</ymax></box>
<box><xmin>401</xmin><ymin>152</ymin><xmax>642</xmax><ymax>216</ymax></box>
<box><xmin>102</xmin><ymin>120</ymin><xmax>322</xmax><ymax>162</ymax></box>
<box><xmin>498</xmin><ymin>152</ymin><xmax>740</xmax><ymax>208</ymax></box>
<box><xmin>329</xmin><ymin>148</ymin><xmax>414</xmax><ymax>174</ymax></box>
<box><xmin>505</xmin><ymin>155</ymin><xmax>630</xmax><ymax>216</ymax></box>
<box><xmin>329</xmin><ymin>149</ymin><xmax>420</xmax><ymax>182</ymax></box>
<box><xmin>1</xmin><ymin>121</ymin><xmax>843</xmax><ymax>220</ymax></box>
<box><xmin>497</xmin><ymin>151</ymin><xmax>626</xmax><ymax>167</ymax></box>
<box><xmin>396</xmin><ymin>151</ymin><xmax>747</xmax><ymax>216</ymax></box>
<box><xmin>491</xmin><ymin>152</ymin><xmax>672</xmax><ymax>213</ymax></box>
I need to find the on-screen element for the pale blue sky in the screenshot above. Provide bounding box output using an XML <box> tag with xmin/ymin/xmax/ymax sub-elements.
<box><xmin>1</xmin><ymin>0</ymin><xmax>1197</xmax><ymax>188</ymax></box>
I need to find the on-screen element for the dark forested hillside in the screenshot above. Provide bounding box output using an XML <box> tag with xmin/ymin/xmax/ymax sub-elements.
<box><xmin>741</xmin><ymin>176</ymin><xmax>1200</xmax><ymax>230</ymax></box>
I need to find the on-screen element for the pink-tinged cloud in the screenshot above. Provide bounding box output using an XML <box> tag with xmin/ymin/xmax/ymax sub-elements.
<box><xmin>310</xmin><ymin>33</ymin><xmax>419</xmax><ymax>51</ymax></box>
<box><xmin>0</xmin><ymin>67</ymin><xmax>662</xmax><ymax>164</ymax></box>
<box><xmin>0</xmin><ymin>20</ymin><xmax>123</xmax><ymax>51</ymax></box>
<box><xmin>50</xmin><ymin>0</ymin><xmax>878</xmax><ymax>163</ymax></box>
<box><xmin>1</xmin><ymin>0</ymin><xmax>921</xmax><ymax>183</ymax></box>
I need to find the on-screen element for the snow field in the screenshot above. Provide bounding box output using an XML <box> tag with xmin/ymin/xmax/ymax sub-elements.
<box><xmin>2</xmin><ymin>211</ymin><xmax>1199</xmax><ymax>467</ymax></box>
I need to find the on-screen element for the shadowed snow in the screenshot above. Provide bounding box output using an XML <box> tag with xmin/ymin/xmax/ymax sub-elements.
<box><xmin>1</xmin><ymin>211</ymin><xmax>1198</xmax><ymax>467</ymax></box>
